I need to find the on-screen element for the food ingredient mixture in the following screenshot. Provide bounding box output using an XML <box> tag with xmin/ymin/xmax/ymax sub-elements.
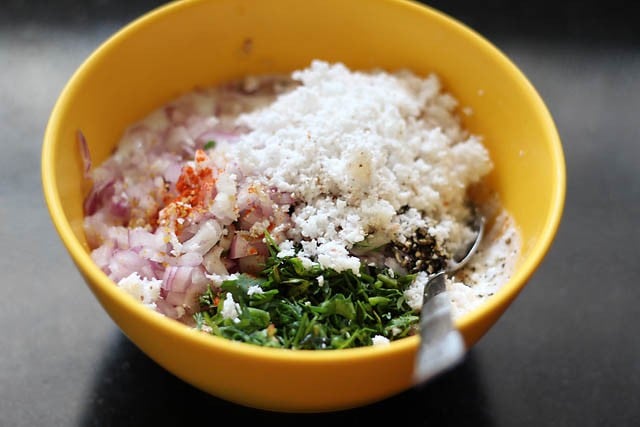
<box><xmin>82</xmin><ymin>60</ymin><xmax>520</xmax><ymax>349</ymax></box>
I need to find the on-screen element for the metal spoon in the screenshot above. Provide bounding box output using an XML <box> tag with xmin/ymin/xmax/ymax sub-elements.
<box><xmin>413</xmin><ymin>212</ymin><xmax>485</xmax><ymax>386</ymax></box>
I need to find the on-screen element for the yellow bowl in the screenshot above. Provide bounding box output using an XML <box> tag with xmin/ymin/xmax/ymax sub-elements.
<box><xmin>42</xmin><ymin>0</ymin><xmax>565</xmax><ymax>413</ymax></box>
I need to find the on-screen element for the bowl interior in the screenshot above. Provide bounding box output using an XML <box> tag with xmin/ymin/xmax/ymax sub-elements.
<box><xmin>42</xmin><ymin>0</ymin><xmax>565</xmax><ymax>412</ymax></box>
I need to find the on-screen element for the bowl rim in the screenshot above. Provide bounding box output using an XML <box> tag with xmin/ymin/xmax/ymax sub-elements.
<box><xmin>41</xmin><ymin>0</ymin><xmax>566</xmax><ymax>362</ymax></box>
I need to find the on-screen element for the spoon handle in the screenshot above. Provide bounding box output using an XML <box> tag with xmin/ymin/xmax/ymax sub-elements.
<box><xmin>413</xmin><ymin>271</ymin><xmax>466</xmax><ymax>385</ymax></box>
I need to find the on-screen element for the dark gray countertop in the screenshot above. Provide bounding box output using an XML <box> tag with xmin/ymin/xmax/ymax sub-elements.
<box><xmin>1</xmin><ymin>1</ymin><xmax>638</xmax><ymax>425</ymax></box>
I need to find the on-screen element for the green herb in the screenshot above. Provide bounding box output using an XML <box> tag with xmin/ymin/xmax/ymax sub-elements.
<box><xmin>194</xmin><ymin>234</ymin><xmax>420</xmax><ymax>349</ymax></box>
<box><xmin>203</xmin><ymin>140</ymin><xmax>217</xmax><ymax>150</ymax></box>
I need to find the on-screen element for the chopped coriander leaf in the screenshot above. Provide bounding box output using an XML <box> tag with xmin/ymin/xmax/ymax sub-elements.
<box><xmin>203</xmin><ymin>140</ymin><xmax>217</xmax><ymax>150</ymax></box>
<box><xmin>194</xmin><ymin>233</ymin><xmax>420</xmax><ymax>350</ymax></box>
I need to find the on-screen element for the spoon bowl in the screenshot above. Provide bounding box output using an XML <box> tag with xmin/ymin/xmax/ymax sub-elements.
<box><xmin>448</xmin><ymin>213</ymin><xmax>486</xmax><ymax>272</ymax></box>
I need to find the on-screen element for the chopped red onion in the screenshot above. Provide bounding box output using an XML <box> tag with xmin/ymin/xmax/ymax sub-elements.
<box><xmin>77</xmin><ymin>129</ymin><xmax>91</xmax><ymax>179</ymax></box>
<box><xmin>162</xmin><ymin>266</ymin><xmax>193</xmax><ymax>293</ymax></box>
